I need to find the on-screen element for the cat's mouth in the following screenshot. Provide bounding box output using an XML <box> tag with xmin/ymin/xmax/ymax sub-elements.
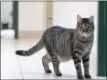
<box><xmin>79</xmin><ymin>31</ymin><xmax>91</xmax><ymax>37</ymax></box>
<box><xmin>82</xmin><ymin>28</ymin><xmax>89</xmax><ymax>32</ymax></box>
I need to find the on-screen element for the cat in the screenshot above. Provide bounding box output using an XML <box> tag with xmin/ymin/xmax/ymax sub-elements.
<box><xmin>16</xmin><ymin>14</ymin><xmax>94</xmax><ymax>79</ymax></box>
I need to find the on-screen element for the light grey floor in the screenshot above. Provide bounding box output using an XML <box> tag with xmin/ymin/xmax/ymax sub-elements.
<box><xmin>1</xmin><ymin>38</ymin><xmax>106</xmax><ymax>79</ymax></box>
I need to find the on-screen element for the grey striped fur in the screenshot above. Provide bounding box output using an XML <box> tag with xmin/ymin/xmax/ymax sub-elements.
<box><xmin>16</xmin><ymin>15</ymin><xmax>94</xmax><ymax>79</ymax></box>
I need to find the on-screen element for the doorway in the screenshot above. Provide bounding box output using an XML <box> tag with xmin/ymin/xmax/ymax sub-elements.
<box><xmin>1</xmin><ymin>2</ymin><xmax>14</xmax><ymax>39</ymax></box>
<box><xmin>1</xmin><ymin>1</ymin><xmax>18</xmax><ymax>39</ymax></box>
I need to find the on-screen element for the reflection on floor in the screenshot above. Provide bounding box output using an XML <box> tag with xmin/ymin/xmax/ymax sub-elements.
<box><xmin>1</xmin><ymin>29</ymin><xmax>14</xmax><ymax>39</ymax></box>
<box><xmin>1</xmin><ymin>39</ymin><xmax>106</xmax><ymax>79</ymax></box>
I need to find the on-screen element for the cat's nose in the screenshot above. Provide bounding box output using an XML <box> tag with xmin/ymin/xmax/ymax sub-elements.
<box><xmin>83</xmin><ymin>28</ymin><xmax>88</xmax><ymax>32</ymax></box>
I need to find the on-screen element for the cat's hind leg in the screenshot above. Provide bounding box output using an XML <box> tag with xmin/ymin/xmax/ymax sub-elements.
<box><xmin>42</xmin><ymin>54</ymin><xmax>52</xmax><ymax>73</ymax></box>
<box><xmin>43</xmin><ymin>38</ymin><xmax>62</xmax><ymax>76</ymax></box>
<box><xmin>51</xmin><ymin>55</ymin><xmax>62</xmax><ymax>76</ymax></box>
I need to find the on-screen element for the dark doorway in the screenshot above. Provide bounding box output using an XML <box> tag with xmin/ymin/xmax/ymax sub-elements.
<box><xmin>1</xmin><ymin>1</ymin><xmax>18</xmax><ymax>39</ymax></box>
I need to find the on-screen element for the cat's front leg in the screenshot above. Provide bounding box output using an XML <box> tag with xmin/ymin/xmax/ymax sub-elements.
<box><xmin>82</xmin><ymin>52</ymin><xmax>91</xmax><ymax>79</ymax></box>
<box><xmin>73</xmin><ymin>51</ymin><xmax>84</xmax><ymax>79</ymax></box>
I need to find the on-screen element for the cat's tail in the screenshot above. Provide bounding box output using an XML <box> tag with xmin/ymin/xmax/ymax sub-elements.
<box><xmin>15</xmin><ymin>38</ymin><xmax>44</xmax><ymax>56</ymax></box>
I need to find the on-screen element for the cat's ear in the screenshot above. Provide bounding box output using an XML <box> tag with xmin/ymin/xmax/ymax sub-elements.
<box><xmin>89</xmin><ymin>15</ymin><xmax>94</xmax><ymax>23</ymax></box>
<box><xmin>77</xmin><ymin>14</ymin><xmax>82</xmax><ymax>23</ymax></box>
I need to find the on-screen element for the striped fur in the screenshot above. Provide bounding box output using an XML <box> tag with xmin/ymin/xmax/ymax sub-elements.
<box><xmin>16</xmin><ymin>15</ymin><xmax>94</xmax><ymax>79</ymax></box>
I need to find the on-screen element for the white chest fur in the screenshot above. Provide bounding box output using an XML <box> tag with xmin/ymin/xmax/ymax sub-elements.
<box><xmin>79</xmin><ymin>31</ymin><xmax>91</xmax><ymax>38</ymax></box>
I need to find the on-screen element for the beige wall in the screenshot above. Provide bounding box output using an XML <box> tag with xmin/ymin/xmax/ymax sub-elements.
<box><xmin>19</xmin><ymin>2</ymin><xmax>46</xmax><ymax>31</ymax></box>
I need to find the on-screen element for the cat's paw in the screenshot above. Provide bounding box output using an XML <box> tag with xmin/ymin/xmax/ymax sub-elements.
<box><xmin>56</xmin><ymin>73</ymin><xmax>62</xmax><ymax>76</ymax></box>
<box><xmin>46</xmin><ymin>69</ymin><xmax>52</xmax><ymax>73</ymax></box>
<box><xmin>84</xmin><ymin>74</ymin><xmax>91</xmax><ymax>79</ymax></box>
<box><xmin>16</xmin><ymin>50</ymin><xmax>25</xmax><ymax>56</ymax></box>
<box><xmin>77</xmin><ymin>75</ymin><xmax>84</xmax><ymax>79</ymax></box>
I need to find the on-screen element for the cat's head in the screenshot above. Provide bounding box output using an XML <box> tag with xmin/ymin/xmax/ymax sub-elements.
<box><xmin>76</xmin><ymin>14</ymin><xmax>94</xmax><ymax>37</ymax></box>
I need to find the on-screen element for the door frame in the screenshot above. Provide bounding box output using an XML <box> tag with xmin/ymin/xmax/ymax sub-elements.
<box><xmin>98</xmin><ymin>1</ymin><xmax>107</xmax><ymax>76</ymax></box>
<box><xmin>13</xmin><ymin>1</ymin><xmax>18</xmax><ymax>39</ymax></box>
<box><xmin>44</xmin><ymin>1</ymin><xmax>53</xmax><ymax>29</ymax></box>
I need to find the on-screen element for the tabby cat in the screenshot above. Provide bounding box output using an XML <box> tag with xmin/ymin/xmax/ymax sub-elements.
<box><xmin>16</xmin><ymin>15</ymin><xmax>94</xmax><ymax>79</ymax></box>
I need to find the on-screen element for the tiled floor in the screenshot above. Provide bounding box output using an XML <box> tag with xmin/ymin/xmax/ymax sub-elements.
<box><xmin>1</xmin><ymin>38</ymin><xmax>106</xmax><ymax>79</ymax></box>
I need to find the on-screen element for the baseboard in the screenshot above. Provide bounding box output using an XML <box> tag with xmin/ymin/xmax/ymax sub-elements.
<box><xmin>19</xmin><ymin>31</ymin><xmax>43</xmax><ymax>39</ymax></box>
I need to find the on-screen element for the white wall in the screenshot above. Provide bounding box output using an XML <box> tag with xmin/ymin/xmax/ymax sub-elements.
<box><xmin>1</xmin><ymin>2</ymin><xmax>13</xmax><ymax>28</ymax></box>
<box><xmin>19</xmin><ymin>2</ymin><xmax>45</xmax><ymax>31</ymax></box>
<box><xmin>53</xmin><ymin>2</ymin><xmax>98</xmax><ymax>76</ymax></box>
